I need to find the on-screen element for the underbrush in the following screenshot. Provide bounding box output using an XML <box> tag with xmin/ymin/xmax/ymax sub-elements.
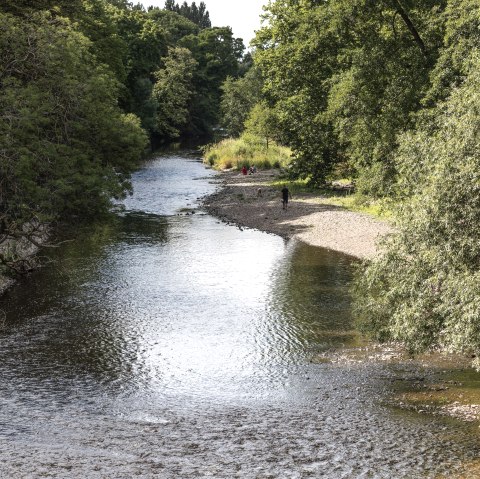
<box><xmin>203</xmin><ymin>134</ymin><xmax>291</xmax><ymax>170</ymax></box>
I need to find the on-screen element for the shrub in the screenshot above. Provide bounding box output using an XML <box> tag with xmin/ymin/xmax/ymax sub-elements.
<box><xmin>203</xmin><ymin>133</ymin><xmax>291</xmax><ymax>170</ymax></box>
<box><xmin>353</xmin><ymin>53</ymin><xmax>480</xmax><ymax>366</ymax></box>
<box><xmin>355</xmin><ymin>161</ymin><xmax>395</xmax><ymax>198</ymax></box>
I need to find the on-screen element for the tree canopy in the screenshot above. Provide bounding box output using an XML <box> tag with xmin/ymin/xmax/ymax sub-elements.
<box><xmin>0</xmin><ymin>0</ymin><xmax>245</xmax><ymax>272</ymax></box>
<box><xmin>163</xmin><ymin>0</ymin><xmax>211</xmax><ymax>29</ymax></box>
<box><xmin>211</xmin><ymin>0</ymin><xmax>480</xmax><ymax>361</ymax></box>
<box><xmin>0</xmin><ymin>11</ymin><xmax>147</xmax><ymax>226</ymax></box>
<box><xmin>248</xmin><ymin>0</ymin><xmax>446</xmax><ymax>187</ymax></box>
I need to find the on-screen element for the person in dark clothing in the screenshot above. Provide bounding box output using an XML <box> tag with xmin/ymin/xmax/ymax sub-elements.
<box><xmin>281</xmin><ymin>185</ymin><xmax>292</xmax><ymax>210</ymax></box>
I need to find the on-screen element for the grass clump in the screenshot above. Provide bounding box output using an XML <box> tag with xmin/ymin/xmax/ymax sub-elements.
<box><xmin>271</xmin><ymin>177</ymin><xmax>393</xmax><ymax>219</ymax></box>
<box><xmin>270</xmin><ymin>178</ymin><xmax>314</xmax><ymax>195</ymax></box>
<box><xmin>321</xmin><ymin>194</ymin><xmax>393</xmax><ymax>220</ymax></box>
<box><xmin>203</xmin><ymin>133</ymin><xmax>291</xmax><ymax>170</ymax></box>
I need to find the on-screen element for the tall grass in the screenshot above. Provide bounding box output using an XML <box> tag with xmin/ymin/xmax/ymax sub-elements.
<box><xmin>203</xmin><ymin>133</ymin><xmax>291</xmax><ymax>170</ymax></box>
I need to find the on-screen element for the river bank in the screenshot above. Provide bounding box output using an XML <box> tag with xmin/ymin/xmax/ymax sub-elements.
<box><xmin>0</xmin><ymin>226</ymin><xmax>48</xmax><ymax>296</ymax></box>
<box><xmin>202</xmin><ymin>169</ymin><xmax>392</xmax><ymax>260</ymax></box>
<box><xmin>202</xmin><ymin>168</ymin><xmax>480</xmax><ymax>430</ymax></box>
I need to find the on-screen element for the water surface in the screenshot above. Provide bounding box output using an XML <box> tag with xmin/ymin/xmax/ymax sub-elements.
<box><xmin>0</xmin><ymin>153</ymin><xmax>478</xmax><ymax>478</ymax></box>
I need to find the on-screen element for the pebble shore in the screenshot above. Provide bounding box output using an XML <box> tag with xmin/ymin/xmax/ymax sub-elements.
<box><xmin>202</xmin><ymin>169</ymin><xmax>392</xmax><ymax>260</ymax></box>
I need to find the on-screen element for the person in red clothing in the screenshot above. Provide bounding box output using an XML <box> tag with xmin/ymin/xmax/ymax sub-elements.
<box><xmin>242</xmin><ymin>165</ymin><xmax>248</xmax><ymax>175</ymax></box>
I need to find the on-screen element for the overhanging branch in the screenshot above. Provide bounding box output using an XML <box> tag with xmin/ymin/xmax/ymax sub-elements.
<box><xmin>391</xmin><ymin>0</ymin><xmax>428</xmax><ymax>58</ymax></box>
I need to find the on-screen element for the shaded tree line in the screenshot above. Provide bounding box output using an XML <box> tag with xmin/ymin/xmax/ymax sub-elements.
<box><xmin>0</xmin><ymin>0</ymin><xmax>244</xmax><ymax>272</ymax></box>
<box><xmin>218</xmin><ymin>0</ymin><xmax>480</xmax><ymax>363</ymax></box>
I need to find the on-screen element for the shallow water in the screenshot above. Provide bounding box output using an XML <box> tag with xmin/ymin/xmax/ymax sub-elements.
<box><xmin>0</xmin><ymin>153</ymin><xmax>478</xmax><ymax>478</ymax></box>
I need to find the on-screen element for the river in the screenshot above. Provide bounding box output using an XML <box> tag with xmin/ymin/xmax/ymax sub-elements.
<box><xmin>0</xmin><ymin>152</ymin><xmax>478</xmax><ymax>478</ymax></box>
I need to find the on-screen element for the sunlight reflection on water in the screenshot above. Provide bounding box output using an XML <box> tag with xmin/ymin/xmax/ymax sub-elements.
<box><xmin>0</xmin><ymin>153</ymin><xmax>475</xmax><ymax>478</ymax></box>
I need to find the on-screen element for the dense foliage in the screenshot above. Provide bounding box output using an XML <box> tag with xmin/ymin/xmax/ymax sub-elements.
<box><xmin>355</xmin><ymin>51</ymin><xmax>480</xmax><ymax>362</ymax></box>
<box><xmin>353</xmin><ymin>1</ymin><xmax>480</xmax><ymax>360</ymax></box>
<box><xmin>0</xmin><ymin>0</ymin><xmax>244</xmax><ymax>272</ymax></box>
<box><xmin>213</xmin><ymin>0</ymin><xmax>480</xmax><ymax>360</ymax></box>
<box><xmin>246</xmin><ymin>0</ymin><xmax>446</xmax><ymax>187</ymax></box>
<box><xmin>0</xmin><ymin>11</ymin><xmax>147</xmax><ymax>225</ymax></box>
<box><xmin>220</xmin><ymin>66</ymin><xmax>263</xmax><ymax>138</ymax></box>
<box><xmin>163</xmin><ymin>0</ymin><xmax>211</xmax><ymax>29</ymax></box>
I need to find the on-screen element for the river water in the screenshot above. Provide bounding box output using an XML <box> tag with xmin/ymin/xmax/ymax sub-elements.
<box><xmin>0</xmin><ymin>152</ymin><xmax>478</xmax><ymax>478</ymax></box>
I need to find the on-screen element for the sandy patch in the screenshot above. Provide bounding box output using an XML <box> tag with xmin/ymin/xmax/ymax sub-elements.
<box><xmin>202</xmin><ymin>169</ymin><xmax>392</xmax><ymax>259</ymax></box>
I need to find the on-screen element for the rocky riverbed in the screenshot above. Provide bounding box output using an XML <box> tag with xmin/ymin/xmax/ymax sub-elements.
<box><xmin>202</xmin><ymin>169</ymin><xmax>392</xmax><ymax>260</ymax></box>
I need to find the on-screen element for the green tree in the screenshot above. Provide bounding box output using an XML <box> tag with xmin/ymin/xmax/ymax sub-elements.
<box><xmin>152</xmin><ymin>47</ymin><xmax>198</xmax><ymax>139</ymax></box>
<box><xmin>179</xmin><ymin>26</ymin><xmax>244</xmax><ymax>135</ymax></box>
<box><xmin>147</xmin><ymin>7</ymin><xmax>199</xmax><ymax>44</ymax></box>
<box><xmin>424</xmin><ymin>0</ymin><xmax>480</xmax><ymax>105</ymax></box>
<box><xmin>163</xmin><ymin>0</ymin><xmax>211</xmax><ymax>29</ymax></box>
<box><xmin>0</xmin><ymin>11</ymin><xmax>147</xmax><ymax>231</ymax></box>
<box><xmin>244</xmin><ymin>102</ymin><xmax>279</xmax><ymax>149</ymax></box>
<box><xmin>253</xmin><ymin>0</ymin><xmax>445</xmax><ymax>188</ymax></box>
<box><xmin>354</xmin><ymin>51</ymin><xmax>480</xmax><ymax>364</ymax></box>
<box><xmin>1</xmin><ymin>0</ymin><xmax>82</xmax><ymax>17</ymax></box>
<box><xmin>77</xmin><ymin>0</ymin><xmax>129</xmax><ymax>85</ymax></box>
<box><xmin>220</xmin><ymin>66</ymin><xmax>263</xmax><ymax>137</ymax></box>
<box><xmin>111</xmin><ymin>6</ymin><xmax>168</xmax><ymax>130</ymax></box>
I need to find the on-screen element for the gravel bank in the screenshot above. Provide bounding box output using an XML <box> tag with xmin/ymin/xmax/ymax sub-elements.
<box><xmin>203</xmin><ymin>169</ymin><xmax>392</xmax><ymax>259</ymax></box>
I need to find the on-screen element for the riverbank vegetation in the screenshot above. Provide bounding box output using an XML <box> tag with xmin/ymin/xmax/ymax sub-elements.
<box><xmin>203</xmin><ymin>134</ymin><xmax>291</xmax><ymax>170</ymax></box>
<box><xmin>0</xmin><ymin>0</ymin><xmax>245</xmax><ymax>274</ymax></box>
<box><xmin>213</xmin><ymin>0</ymin><xmax>480</xmax><ymax>365</ymax></box>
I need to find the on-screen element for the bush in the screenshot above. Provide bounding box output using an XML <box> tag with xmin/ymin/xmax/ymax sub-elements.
<box><xmin>203</xmin><ymin>134</ymin><xmax>291</xmax><ymax>170</ymax></box>
<box><xmin>353</xmin><ymin>53</ymin><xmax>480</xmax><ymax>365</ymax></box>
<box><xmin>355</xmin><ymin>161</ymin><xmax>395</xmax><ymax>198</ymax></box>
<box><xmin>206</xmin><ymin>153</ymin><xmax>218</xmax><ymax>166</ymax></box>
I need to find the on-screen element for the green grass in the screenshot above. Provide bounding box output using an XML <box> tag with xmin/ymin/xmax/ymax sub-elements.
<box><xmin>203</xmin><ymin>133</ymin><xmax>291</xmax><ymax>170</ymax></box>
<box><xmin>271</xmin><ymin>178</ymin><xmax>393</xmax><ymax>220</ymax></box>
<box><xmin>321</xmin><ymin>194</ymin><xmax>393</xmax><ymax>219</ymax></box>
<box><xmin>270</xmin><ymin>178</ymin><xmax>315</xmax><ymax>195</ymax></box>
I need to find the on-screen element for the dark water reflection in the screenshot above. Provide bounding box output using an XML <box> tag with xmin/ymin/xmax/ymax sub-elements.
<box><xmin>0</xmin><ymin>153</ymin><xmax>478</xmax><ymax>477</ymax></box>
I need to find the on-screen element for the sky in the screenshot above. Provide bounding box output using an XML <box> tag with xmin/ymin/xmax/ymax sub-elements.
<box><xmin>140</xmin><ymin>0</ymin><xmax>267</xmax><ymax>45</ymax></box>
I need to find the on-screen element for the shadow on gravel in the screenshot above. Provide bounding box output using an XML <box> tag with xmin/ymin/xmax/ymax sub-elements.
<box><xmin>203</xmin><ymin>170</ymin><xmax>346</xmax><ymax>238</ymax></box>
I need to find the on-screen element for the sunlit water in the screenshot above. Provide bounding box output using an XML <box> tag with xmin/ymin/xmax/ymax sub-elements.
<box><xmin>0</xmin><ymin>153</ymin><xmax>478</xmax><ymax>478</ymax></box>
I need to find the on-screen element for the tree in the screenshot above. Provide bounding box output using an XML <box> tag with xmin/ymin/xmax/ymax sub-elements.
<box><xmin>424</xmin><ymin>0</ymin><xmax>480</xmax><ymax>105</ymax></box>
<box><xmin>152</xmin><ymin>47</ymin><xmax>197</xmax><ymax>139</ymax></box>
<box><xmin>1</xmin><ymin>0</ymin><xmax>82</xmax><ymax>17</ymax></box>
<box><xmin>77</xmin><ymin>0</ymin><xmax>129</xmax><ymax>85</ymax></box>
<box><xmin>179</xmin><ymin>26</ymin><xmax>245</xmax><ymax>135</ymax></box>
<box><xmin>354</xmin><ymin>51</ymin><xmax>480</xmax><ymax>365</ymax></box>
<box><xmin>0</xmin><ymin>11</ymin><xmax>147</xmax><ymax>237</ymax></box>
<box><xmin>253</xmin><ymin>0</ymin><xmax>446</xmax><ymax>188</ymax></box>
<box><xmin>111</xmin><ymin>7</ymin><xmax>168</xmax><ymax>131</ymax></box>
<box><xmin>148</xmin><ymin>7</ymin><xmax>199</xmax><ymax>44</ymax></box>
<box><xmin>244</xmin><ymin>102</ymin><xmax>279</xmax><ymax>148</ymax></box>
<box><xmin>220</xmin><ymin>66</ymin><xmax>263</xmax><ymax>137</ymax></box>
<box><xmin>164</xmin><ymin>0</ymin><xmax>211</xmax><ymax>29</ymax></box>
